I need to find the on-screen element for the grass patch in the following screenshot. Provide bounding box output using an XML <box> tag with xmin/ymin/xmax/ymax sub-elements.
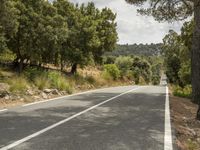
<box><xmin>85</xmin><ymin>75</ymin><xmax>96</xmax><ymax>84</ymax></box>
<box><xmin>8</xmin><ymin>76</ymin><xmax>29</xmax><ymax>93</ymax></box>
<box><xmin>34</xmin><ymin>76</ymin><xmax>50</xmax><ymax>90</ymax></box>
<box><xmin>48</xmin><ymin>71</ymin><xmax>73</xmax><ymax>93</ymax></box>
<box><xmin>187</xmin><ymin>139</ymin><xmax>199</xmax><ymax>150</ymax></box>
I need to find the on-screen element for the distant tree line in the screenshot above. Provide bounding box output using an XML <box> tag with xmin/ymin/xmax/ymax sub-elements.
<box><xmin>103</xmin><ymin>55</ymin><xmax>163</xmax><ymax>85</ymax></box>
<box><xmin>0</xmin><ymin>0</ymin><xmax>118</xmax><ymax>74</ymax></box>
<box><xmin>106</xmin><ymin>43</ymin><xmax>162</xmax><ymax>57</ymax></box>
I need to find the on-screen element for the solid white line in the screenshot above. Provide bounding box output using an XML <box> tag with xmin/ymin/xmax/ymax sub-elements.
<box><xmin>0</xmin><ymin>87</ymin><xmax>142</xmax><ymax>150</ymax></box>
<box><xmin>22</xmin><ymin>86</ymin><xmax>135</xmax><ymax>107</ymax></box>
<box><xmin>0</xmin><ymin>109</ymin><xmax>7</xmax><ymax>113</ymax></box>
<box><xmin>164</xmin><ymin>86</ymin><xmax>173</xmax><ymax>150</ymax></box>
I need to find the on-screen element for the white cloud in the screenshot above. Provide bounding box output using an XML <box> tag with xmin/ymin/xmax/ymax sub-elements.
<box><xmin>70</xmin><ymin>0</ymin><xmax>183</xmax><ymax>44</ymax></box>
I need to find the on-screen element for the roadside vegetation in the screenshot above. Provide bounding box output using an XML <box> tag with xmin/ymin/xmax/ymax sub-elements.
<box><xmin>0</xmin><ymin>0</ymin><xmax>163</xmax><ymax>108</ymax></box>
<box><xmin>162</xmin><ymin>20</ymin><xmax>200</xmax><ymax>150</ymax></box>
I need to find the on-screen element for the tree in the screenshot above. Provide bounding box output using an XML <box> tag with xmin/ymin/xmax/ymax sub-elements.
<box><xmin>0</xmin><ymin>0</ymin><xmax>19</xmax><ymax>52</ymax></box>
<box><xmin>94</xmin><ymin>7</ymin><xmax>118</xmax><ymax>64</ymax></box>
<box><xmin>125</xmin><ymin>0</ymin><xmax>200</xmax><ymax>120</ymax></box>
<box><xmin>163</xmin><ymin>30</ymin><xmax>182</xmax><ymax>85</ymax></box>
<box><xmin>115</xmin><ymin>56</ymin><xmax>133</xmax><ymax>76</ymax></box>
<box><xmin>132</xmin><ymin>56</ymin><xmax>152</xmax><ymax>84</ymax></box>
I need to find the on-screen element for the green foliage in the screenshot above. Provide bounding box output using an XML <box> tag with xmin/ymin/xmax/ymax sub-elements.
<box><xmin>115</xmin><ymin>56</ymin><xmax>133</xmax><ymax>76</ymax></box>
<box><xmin>107</xmin><ymin>43</ymin><xmax>162</xmax><ymax>56</ymax></box>
<box><xmin>47</xmin><ymin>71</ymin><xmax>73</xmax><ymax>93</ymax></box>
<box><xmin>172</xmin><ymin>85</ymin><xmax>192</xmax><ymax>98</ymax></box>
<box><xmin>163</xmin><ymin>20</ymin><xmax>193</xmax><ymax>87</ymax></box>
<box><xmin>103</xmin><ymin>64</ymin><xmax>120</xmax><ymax>80</ymax></box>
<box><xmin>0</xmin><ymin>49</ymin><xmax>16</xmax><ymax>62</ymax></box>
<box><xmin>0</xmin><ymin>0</ymin><xmax>117</xmax><ymax>74</ymax></box>
<box><xmin>85</xmin><ymin>75</ymin><xmax>96</xmax><ymax>84</ymax></box>
<box><xmin>23</xmin><ymin>68</ymin><xmax>46</xmax><ymax>81</ymax></box>
<box><xmin>132</xmin><ymin>56</ymin><xmax>152</xmax><ymax>84</ymax></box>
<box><xmin>34</xmin><ymin>76</ymin><xmax>50</xmax><ymax>90</ymax></box>
<box><xmin>8</xmin><ymin>76</ymin><xmax>29</xmax><ymax>93</ymax></box>
<box><xmin>125</xmin><ymin>0</ymin><xmax>193</xmax><ymax>22</ymax></box>
<box><xmin>103</xmin><ymin>56</ymin><xmax>116</xmax><ymax>64</ymax></box>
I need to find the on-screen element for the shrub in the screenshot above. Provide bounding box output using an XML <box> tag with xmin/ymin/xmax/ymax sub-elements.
<box><xmin>85</xmin><ymin>75</ymin><xmax>96</xmax><ymax>84</ymax></box>
<box><xmin>115</xmin><ymin>56</ymin><xmax>133</xmax><ymax>76</ymax></box>
<box><xmin>70</xmin><ymin>73</ymin><xmax>85</xmax><ymax>85</ymax></box>
<box><xmin>173</xmin><ymin>84</ymin><xmax>192</xmax><ymax>98</ymax></box>
<box><xmin>48</xmin><ymin>71</ymin><xmax>73</xmax><ymax>93</ymax></box>
<box><xmin>9</xmin><ymin>76</ymin><xmax>29</xmax><ymax>93</ymax></box>
<box><xmin>23</xmin><ymin>67</ymin><xmax>45</xmax><ymax>81</ymax></box>
<box><xmin>47</xmin><ymin>71</ymin><xmax>61</xmax><ymax>87</ymax></box>
<box><xmin>152</xmin><ymin>75</ymin><xmax>160</xmax><ymax>85</ymax></box>
<box><xmin>101</xmin><ymin>71</ymin><xmax>113</xmax><ymax>81</ymax></box>
<box><xmin>55</xmin><ymin>77</ymin><xmax>73</xmax><ymax>93</ymax></box>
<box><xmin>103</xmin><ymin>64</ymin><xmax>120</xmax><ymax>80</ymax></box>
<box><xmin>34</xmin><ymin>76</ymin><xmax>50</xmax><ymax>90</ymax></box>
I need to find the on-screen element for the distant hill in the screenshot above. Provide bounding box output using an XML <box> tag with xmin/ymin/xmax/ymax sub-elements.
<box><xmin>106</xmin><ymin>43</ymin><xmax>162</xmax><ymax>56</ymax></box>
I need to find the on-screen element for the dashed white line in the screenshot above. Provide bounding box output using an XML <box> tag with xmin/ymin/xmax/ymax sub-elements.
<box><xmin>164</xmin><ymin>86</ymin><xmax>173</xmax><ymax>150</ymax></box>
<box><xmin>0</xmin><ymin>86</ymin><xmax>142</xmax><ymax>150</ymax></box>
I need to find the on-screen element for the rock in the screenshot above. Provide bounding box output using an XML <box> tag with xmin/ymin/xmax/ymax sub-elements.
<box><xmin>26</xmin><ymin>89</ymin><xmax>34</xmax><ymax>96</ymax></box>
<box><xmin>4</xmin><ymin>95</ymin><xmax>10</xmax><ymax>100</ymax></box>
<box><xmin>33</xmin><ymin>96</ymin><xmax>40</xmax><ymax>99</ymax></box>
<box><xmin>44</xmin><ymin>89</ymin><xmax>53</xmax><ymax>94</ymax></box>
<box><xmin>0</xmin><ymin>83</ymin><xmax>10</xmax><ymax>98</ymax></box>
<box><xmin>20</xmin><ymin>98</ymin><xmax>24</xmax><ymax>101</ymax></box>
<box><xmin>44</xmin><ymin>89</ymin><xmax>61</xmax><ymax>95</ymax></box>
<box><xmin>51</xmin><ymin>89</ymin><xmax>60</xmax><ymax>95</ymax></box>
<box><xmin>41</xmin><ymin>92</ymin><xmax>48</xmax><ymax>99</ymax></box>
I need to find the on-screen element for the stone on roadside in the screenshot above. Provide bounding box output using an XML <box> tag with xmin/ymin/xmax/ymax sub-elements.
<box><xmin>51</xmin><ymin>89</ymin><xmax>60</xmax><ymax>95</ymax></box>
<box><xmin>0</xmin><ymin>83</ymin><xmax>10</xmax><ymax>98</ymax></box>
<box><xmin>41</xmin><ymin>92</ymin><xmax>48</xmax><ymax>99</ymax></box>
<box><xmin>44</xmin><ymin>89</ymin><xmax>52</xmax><ymax>94</ymax></box>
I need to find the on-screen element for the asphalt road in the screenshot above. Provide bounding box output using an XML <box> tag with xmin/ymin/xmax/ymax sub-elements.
<box><xmin>0</xmin><ymin>85</ymin><xmax>170</xmax><ymax>150</ymax></box>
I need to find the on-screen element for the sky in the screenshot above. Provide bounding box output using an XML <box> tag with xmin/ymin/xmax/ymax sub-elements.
<box><xmin>69</xmin><ymin>0</ymin><xmax>183</xmax><ymax>44</ymax></box>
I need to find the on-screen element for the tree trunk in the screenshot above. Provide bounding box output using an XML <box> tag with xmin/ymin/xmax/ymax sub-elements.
<box><xmin>60</xmin><ymin>56</ymin><xmax>64</xmax><ymax>72</ymax></box>
<box><xmin>18</xmin><ymin>58</ymin><xmax>24</xmax><ymax>74</ymax></box>
<box><xmin>192</xmin><ymin>0</ymin><xmax>200</xmax><ymax>120</ymax></box>
<box><xmin>71</xmin><ymin>63</ymin><xmax>77</xmax><ymax>74</ymax></box>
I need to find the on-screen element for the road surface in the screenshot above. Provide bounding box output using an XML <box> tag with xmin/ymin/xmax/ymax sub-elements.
<box><xmin>0</xmin><ymin>85</ymin><xmax>173</xmax><ymax>150</ymax></box>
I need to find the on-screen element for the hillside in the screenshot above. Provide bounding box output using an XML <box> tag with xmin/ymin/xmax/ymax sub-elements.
<box><xmin>106</xmin><ymin>43</ymin><xmax>162</xmax><ymax>56</ymax></box>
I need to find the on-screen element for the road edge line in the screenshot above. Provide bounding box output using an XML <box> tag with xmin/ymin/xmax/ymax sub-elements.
<box><xmin>164</xmin><ymin>86</ymin><xmax>173</xmax><ymax>150</ymax></box>
<box><xmin>0</xmin><ymin>86</ymin><xmax>142</xmax><ymax>150</ymax></box>
<box><xmin>0</xmin><ymin>109</ymin><xmax>7</xmax><ymax>113</ymax></box>
<box><xmin>22</xmin><ymin>85</ymin><xmax>137</xmax><ymax>107</ymax></box>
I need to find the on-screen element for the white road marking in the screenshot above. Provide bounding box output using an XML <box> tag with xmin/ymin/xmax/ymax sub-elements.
<box><xmin>0</xmin><ymin>87</ymin><xmax>142</xmax><ymax>150</ymax></box>
<box><xmin>23</xmin><ymin>89</ymin><xmax>99</xmax><ymax>107</ymax></box>
<box><xmin>0</xmin><ymin>109</ymin><xmax>7</xmax><ymax>113</ymax></box>
<box><xmin>164</xmin><ymin>86</ymin><xmax>173</xmax><ymax>150</ymax></box>
<box><xmin>23</xmin><ymin>86</ymin><xmax>135</xmax><ymax>107</ymax></box>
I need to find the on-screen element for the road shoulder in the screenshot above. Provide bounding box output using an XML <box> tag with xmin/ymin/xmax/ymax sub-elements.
<box><xmin>170</xmin><ymin>95</ymin><xmax>200</xmax><ymax>150</ymax></box>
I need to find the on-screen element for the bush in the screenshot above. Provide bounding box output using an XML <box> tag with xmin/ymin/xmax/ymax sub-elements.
<box><xmin>152</xmin><ymin>75</ymin><xmax>160</xmax><ymax>85</ymax></box>
<box><xmin>23</xmin><ymin>67</ymin><xmax>46</xmax><ymax>81</ymax></box>
<box><xmin>85</xmin><ymin>75</ymin><xmax>96</xmax><ymax>84</ymax></box>
<box><xmin>48</xmin><ymin>71</ymin><xmax>73</xmax><ymax>93</ymax></box>
<box><xmin>115</xmin><ymin>56</ymin><xmax>133</xmax><ymax>76</ymax></box>
<box><xmin>173</xmin><ymin>84</ymin><xmax>192</xmax><ymax>98</ymax></box>
<box><xmin>72</xmin><ymin>73</ymin><xmax>85</xmax><ymax>84</ymax></box>
<box><xmin>103</xmin><ymin>64</ymin><xmax>120</xmax><ymax>80</ymax></box>
<box><xmin>101</xmin><ymin>71</ymin><xmax>113</xmax><ymax>81</ymax></box>
<box><xmin>34</xmin><ymin>76</ymin><xmax>50</xmax><ymax>90</ymax></box>
<box><xmin>9</xmin><ymin>76</ymin><xmax>29</xmax><ymax>93</ymax></box>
